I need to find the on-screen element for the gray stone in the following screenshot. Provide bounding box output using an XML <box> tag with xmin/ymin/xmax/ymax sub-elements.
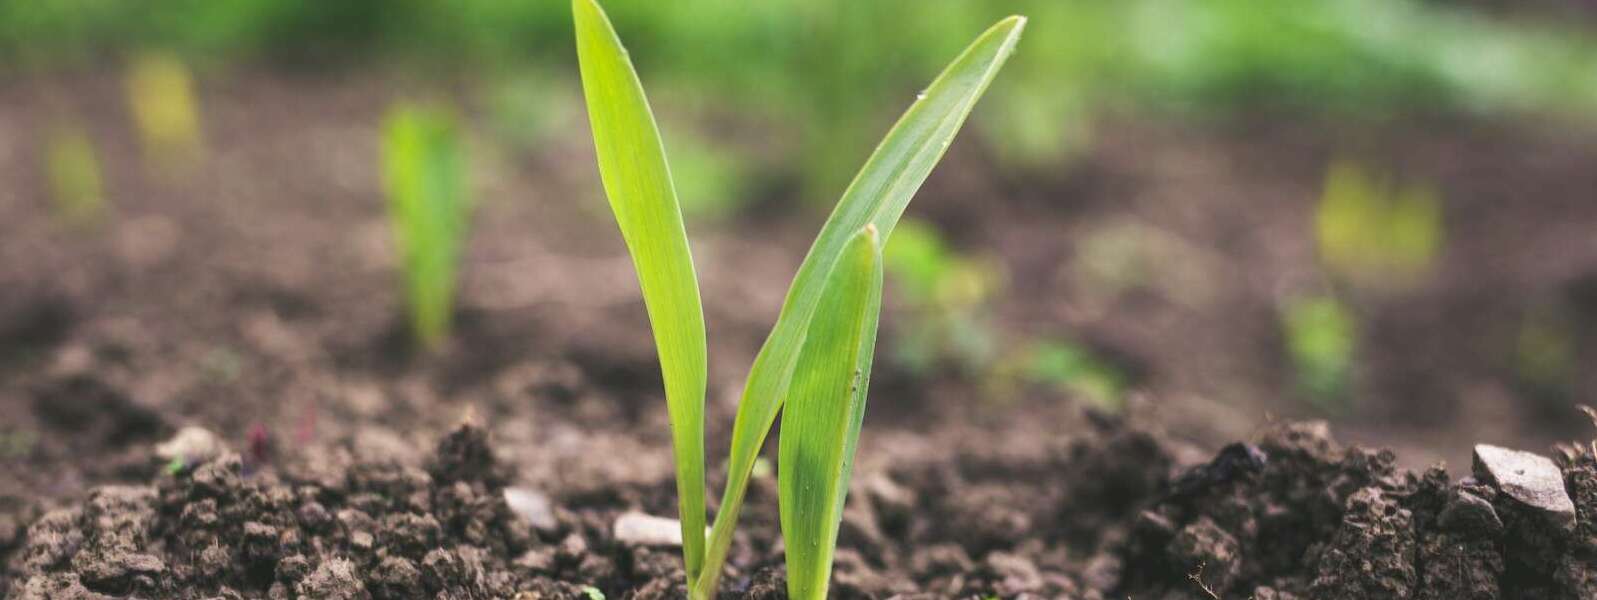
<box><xmin>1472</xmin><ymin>444</ymin><xmax>1575</xmax><ymax>532</ymax></box>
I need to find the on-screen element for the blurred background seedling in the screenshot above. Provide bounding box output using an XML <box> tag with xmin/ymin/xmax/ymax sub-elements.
<box><xmin>1016</xmin><ymin>339</ymin><xmax>1128</xmax><ymax>413</ymax></box>
<box><xmin>1316</xmin><ymin>161</ymin><xmax>1444</xmax><ymax>290</ymax></box>
<box><xmin>1514</xmin><ymin>303</ymin><xmax>1578</xmax><ymax>410</ymax></box>
<box><xmin>883</xmin><ymin>219</ymin><xmax>1003</xmax><ymax>375</ymax></box>
<box><xmin>382</xmin><ymin>103</ymin><xmax>471</xmax><ymax>351</ymax></box>
<box><xmin>125</xmin><ymin>51</ymin><xmax>204</xmax><ymax>171</ymax></box>
<box><xmin>43</xmin><ymin>121</ymin><xmax>106</xmax><ymax>228</ymax></box>
<box><xmin>1280</xmin><ymin>295</ymin><xmax>1357</xmax><ymax>412</ymax></box>
<box><xmin>884</xmin><ymin>219</ymin><xmax>1133</xmax><ymax>411</ymax></box>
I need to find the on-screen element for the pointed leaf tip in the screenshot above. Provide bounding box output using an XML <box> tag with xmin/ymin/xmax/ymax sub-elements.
<box><xmin>572</xmin><ymin>0</ymin><xmax>708</xmax><ymax>581</ymax></box>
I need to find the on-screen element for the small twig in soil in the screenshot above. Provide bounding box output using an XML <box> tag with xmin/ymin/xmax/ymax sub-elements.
<box><xmin>1187</xmin><ymin>562</ymin><xmax>1221</xmax><ymax>600</ymax></box>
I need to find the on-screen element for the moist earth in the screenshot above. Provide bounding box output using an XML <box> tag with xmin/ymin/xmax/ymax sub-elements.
<box><xmin>5</xmin><ymin>417</ymin><xmax>1597</xmax><ymax>599</ymax></box>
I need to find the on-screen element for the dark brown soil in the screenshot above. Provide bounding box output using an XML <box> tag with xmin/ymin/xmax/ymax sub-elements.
<box><xmin>9</xmin><ymin>416</ymin><xmax>1597</xmax><ymax>599</ymax></box>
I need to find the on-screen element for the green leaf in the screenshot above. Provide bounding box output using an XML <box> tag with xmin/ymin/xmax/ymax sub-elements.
<box><xmin>694</xmin><ymin>15</ymin><xmax>1026</xmax><ymax>597</ymax></box>
<box><xmin>382</xmin><ymin>104</ymin><xmax>468</xmax><ymax>350</ymax></box>
<box><xmin>572</xmin><ymin>0</ymin><xmax>709</xmax><ymax>581</ymax></box>
<box><xmin>778</xmin><ymin>226</ymin><xmax>883</xmax><ymax>600</ymax></box>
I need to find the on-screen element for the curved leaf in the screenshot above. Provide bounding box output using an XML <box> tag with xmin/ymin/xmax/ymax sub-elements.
<box><xmin>573</xmin><ymin>0</ymin><xmax>708</xmax><ymax>579</ymax></box>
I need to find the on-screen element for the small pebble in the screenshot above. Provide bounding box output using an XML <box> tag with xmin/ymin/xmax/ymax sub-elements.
<box><xmin>503</xmin><ymin>487</ymin><xmax>558</xmax><ymax>532</ymax></box>
<box><xmin>612</xmin><ymin>511</ymin><xmax>684</xmax><ymax>547</ymax></box>
<box><xmin>156</xmin><ymin>426</ymin><xmax>226</xmax><ymax>465</ymax></box>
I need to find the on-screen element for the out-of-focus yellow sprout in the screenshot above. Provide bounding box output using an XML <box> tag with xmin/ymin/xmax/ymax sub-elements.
<box><xmin>44</xmin><ymin>123</ymin><xmax>106</xmax><ymax>228</ymax></box>
<box><xmin>126</xmin><ymin>51</ymin><xmax>204</xmax><ymax>169</ymax></box>
<box><xmin>1316</xmin><ymin>161</ymin><xmax>1443</xmax><ymax>289</ymax></box>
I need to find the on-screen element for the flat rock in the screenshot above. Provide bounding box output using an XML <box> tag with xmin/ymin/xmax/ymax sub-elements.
<box><xmin>1472</xmin><ymin>444</ymin><xmax>1575</xmax><ymax>532</ymax></box>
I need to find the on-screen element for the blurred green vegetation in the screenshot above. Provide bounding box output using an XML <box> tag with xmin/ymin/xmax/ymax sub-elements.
<box><xmin>43</xmin><ymin>122</ymin><xmax>105</xmax><ymax>228</ymax></box>
<box><xmin>382</xmin><ymin>104</ymin><xmax>470</xmax><ymax>351</ymax></box>
<box><xmin>885</xmin><ymin>219</ymin><xmax>1129</xmax><ymax>409</ymax></box>
<box><xmin>1015</xmin><ymin>340</ymin><xmax>1128</xmax><ymax>412</ymax></box>
<box><xmin>1514</xmin><ymin>304</ymin><xmax>1577</xmax><ymax>403</ymax></box>
<box><xmin>883</xmin><ymin>219</ymin><xmax>1002</xmax><ymax>374</ymax></box>
<box><xmin>1281</xmin><ymin>295</ymin><xmax>1357</xmax><ymax>411</ymax></box>
<box><xmin>1316</xmin><ymin>161</ymin><xmax>1444</xmax><ymax>289</ymax></box>
<box><xmin>8</xmin><ymin>0</ymin><xmax>1597</xmax><ymax>192</ymax></box>
<box><xmin>125</xmin><ymin>51</ymin><xmax>204</xmax><ymax>170</ymax></box>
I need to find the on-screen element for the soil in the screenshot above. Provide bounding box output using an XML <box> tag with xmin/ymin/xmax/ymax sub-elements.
<box><xmin>5</xmin><ymin>69</ymin><xmax>1597</xmax><ymax>598</ymax></box>
<box><xmin>9</xmin><ymin>416</ymin><xmax>1597</xmax><ymax>599</ymax></box>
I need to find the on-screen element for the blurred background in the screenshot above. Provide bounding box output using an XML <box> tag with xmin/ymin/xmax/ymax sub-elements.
<box><xmin>5</xmin><ymin>0</ymin><xmax>1597</xmax><ymax>488</ymax></box>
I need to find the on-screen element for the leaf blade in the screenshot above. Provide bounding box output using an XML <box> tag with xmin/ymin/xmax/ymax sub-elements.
<box><xmin>573</xmin><ymin>0</ymin><xmax>708</xmax><ymax>579</ymax></box>
<box><xmin>779</xmin><ymin>226</ymin><xmax>883</xmax><ymax>600</ymax></box>
<box><xmin>695</xmin><ymin>15</ymin><xmax>1026</xmax><ymax>596</ymax></box>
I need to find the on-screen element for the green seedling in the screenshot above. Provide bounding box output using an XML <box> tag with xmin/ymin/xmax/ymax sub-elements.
<box><xmin>1021</xmin><ymin>339</ymin><xmax>1127</xmax><ymax>412</ymax></box>
<box><xmin>883</xmin><ymin>218</ymin><xmax>1002</xmax><ymax>373</ymax></box>
<box><xmin>1281</xmin><ymin>295</ymin><xmax>1357</xmax><ymax>411</ymax></box>
<box><xmin>43</xmin><ymin>122</ymin><xmax>106</xmax><ymax>228</ymax></box>
<box><xmin>126</xmin><ymin>51</ymin><xmax>203</xmax><ymax>169</ymax></box>
<box><xmin>1316</xmin><ymin>161</ymin><xmax>1443</xmax><ymax>289</ymax></box>
<box><xmin>884</xmin><ymin>220</ymin><xmax>1128</xmax><ymax>411</ymax></box>
<box><xmin>571</xmin><ymin>1</ymin><xmax>1023</xmax><ymax>597</ymax></box>
<box><xmin>382</xmin><ymin>104</ymin><xmax>470</xmax><ymax>350</ymax></box>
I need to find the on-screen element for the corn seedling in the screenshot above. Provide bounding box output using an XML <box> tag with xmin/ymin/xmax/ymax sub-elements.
<box><xmin>44</xmin><ymin>122</ymin><xmax>106</xmax><ymax>228</ymax></box>
<box><xmin>382</xmin><ymin>104</ymin><xmax>470</xmax><ymax>350</ymax></box>
<box><xmin>1020</xmin><ymin>340</ymin><xmax>1128</xmax><ymax>412</ymax></box>
<box><xmin>571</xmin><ymin>1</ymin><xmax>1023</xmax><ymax>597</ymax></box>
<box><xmin>1316</xmin><ymin>161</ymin><xmax>1443</xmax><ymax>289</ymax></box>
<box><xmin>126</xmin><ymin>51</ymin><xmax>203</xmax><ymax>169</ymax></box>
<box><xmin>883</xmin><ymin>220</ymin><xmax>1127</xmax><ymax>411</ymax></box>
<box><xmin>882</xmin><ymin>218</ymin><xmax>1002</xmax><ymax>374</ymax></box>
<box><xmin>1281</xmin><ymin>295</ymin><xmax>1357</xmax><ymax>411</ymax></box>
